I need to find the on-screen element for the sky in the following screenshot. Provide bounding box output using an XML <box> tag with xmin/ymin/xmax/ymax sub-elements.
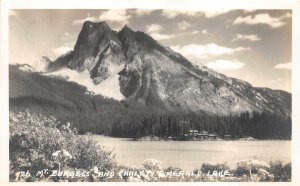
<box><xmin>9</xmin><ymin>9</ymin><xmax>292</xmax><ymax>92</ymax></box>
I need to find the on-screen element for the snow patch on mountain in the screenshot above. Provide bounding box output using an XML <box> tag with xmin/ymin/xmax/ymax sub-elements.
<box><xmin>18</xmin><ymin>64</ymin><xmax>35</xmax><ymax>72</ymax></box>
<box><xmin>43</xmin><ymin>66</ymin><xmax>124</xmax><ymax>101</ymax></box>
<box><xmin>256</xmin><ymin>92</ymin><xmax>268</xmax><ymax>103</ymax></box>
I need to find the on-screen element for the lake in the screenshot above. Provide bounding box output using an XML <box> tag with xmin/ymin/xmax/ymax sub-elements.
<box><xmin>92</xmin><ymin>135</ymin><xmax>291</xmax><ymax>170</ymax></box>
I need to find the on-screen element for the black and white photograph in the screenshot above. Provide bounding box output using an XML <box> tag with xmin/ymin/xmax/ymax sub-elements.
<box><xmin>1</xmin><ymin>0</ymin><xmax>300</xmax><ymax>184</ymax></box>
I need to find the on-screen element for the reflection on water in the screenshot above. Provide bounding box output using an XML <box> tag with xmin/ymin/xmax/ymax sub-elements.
<box><xmin>91</xmin><ymin>135</ymin><xmax>291</xmax><ymax>170</ymax></box>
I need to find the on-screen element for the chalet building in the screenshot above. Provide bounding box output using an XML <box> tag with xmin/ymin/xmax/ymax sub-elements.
<box><xmin>197</xmin><ymin>130</ymin><xmax>209</xmax><ymax>140</ymax></box>
<box><xmin>185</xmin><ymin>129</ymin><xmax>218</xmax><ymax>140</ymax></box>
<box><xmin>208</xmin><ymin>133</ymin><xmax>217</xmax><ymax>140</ymax></box>
<box><xmin>189</xmin><ymin>129</ymin><xmax>199</xmax><ymax>139</ymax></box>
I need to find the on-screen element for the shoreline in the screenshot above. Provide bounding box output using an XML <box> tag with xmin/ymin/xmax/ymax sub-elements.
<box><xmin>90</xmin><ymin>134</ymin><xmax>291</xmax><ymax>142</ymax></box>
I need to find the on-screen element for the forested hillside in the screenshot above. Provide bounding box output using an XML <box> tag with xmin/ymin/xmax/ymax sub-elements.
<box><xmin>10</xmin><ymin>65</ymin><xmax>291</xmax><ymax>139</ymax></box>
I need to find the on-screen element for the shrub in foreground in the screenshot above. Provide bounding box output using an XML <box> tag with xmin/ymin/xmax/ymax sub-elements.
<box><xmin>9</xmin><ymin>111</ymin><xmax>115</xmax><ymax>181</ymax></box>
<box><xmin>269</xmin><ymin>161</ymin><xmax>291</xmax><ymax>181</ymax></box>
<box><xmin>200</xmin><ymin>162</ymin><xmax>230</xmax><ymax>173</ymax></box>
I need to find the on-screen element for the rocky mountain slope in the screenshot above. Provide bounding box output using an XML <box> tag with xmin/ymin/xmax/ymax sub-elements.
<box><xmin>42</xmin><ymin>21</ymin><xmax>291</xmax><ymax>116</ymax></box>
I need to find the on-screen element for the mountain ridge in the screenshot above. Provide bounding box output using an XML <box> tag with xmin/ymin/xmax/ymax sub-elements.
<box><xmin>39</xmin><ymin>21</ymin><xmax>291</xmax><ymax>117</ymax></box>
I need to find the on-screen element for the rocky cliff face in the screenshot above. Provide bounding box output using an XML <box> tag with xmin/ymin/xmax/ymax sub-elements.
<box><xmin>44</xmin><ymin>21</ymin><xmax>291</xmax><ymax>116</ymax></box>
<box><xmin>68</xmin><ymin>21</ymin><xmax>126</xmax><ymax>84</ymax></box>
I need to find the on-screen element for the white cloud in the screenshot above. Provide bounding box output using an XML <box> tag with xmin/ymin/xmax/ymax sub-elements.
<box><xmin>73</xmin><ymin>10</ymin><xmax>132</xmax><ymax>27</ymax></box>
<box><xmin>268</xmin><ymin>78</ymin><xmax>284</xmax><ymax>83</ymax></box>
<box><xmin>146</xmin><ymin>24</ymin><xmax>163</xmax><ymax>33</ymax></box>
<box><xmin>146</xmin><ymin>24</ymin><xmax>175</xmax><ymax>40</ymax></box>
<box><xmin>148</xmin><ymin>30</ymin><xmax>199</xmax><ymax>41</ymax></box>
<box><xmin>73</xmin><ymin>13</ymin><xmax>98</xmax><ymax>25</ymax></box>
<box><xmin>171</xmin><ymin>43</ymin><xmax>249</xmax><ymax>61</ymax></box>
<box><xmin>61</xmin><ymin>32</ymin><xmax>73</xmax><ymax>40</ymax></box>
<box><xmin>232</xmin><ymin>34</ymin><xmax>261</xmax><ymax>42</ymax></box>
<box><xmin>192</xmin><ymin>30</ymin><xmax>200</xmax><ymax>34</ymax></box>
<box><xmin>98</xmin><ymin>9</ymin><xmax>132</xmax><ymax>25</ymax></box>
<box><xmin>178</xmin><ymin>21</ymin><xmax>192</xmax><ymax>30</ymax></box>
<box><xmin>282</xmin><ymin>12</ymin><xmax>292</xmax><ymax>19</ymax></box>
<box><xmin>244</xmin><ymin>9</ymin><xmax>256</xmax><ymax>13</ymax></box>
<box><xmin>146</xmin><ymin>24</ymin><xmax>204</xmax><ymax>41</ymax></box>
<box><xmin>146</xmin><ymin>24</ymin><xmax>178</xmax><ymax>40</ymax></box>
<box><xmin>161</xmin><ymin>9</ymin><xmax>231</xmax><ymax>18</ymax></box>
<box><xmin>206</xmin><ymin>59</ymin><xmax>245</xmax><ymax>70</ymax></box>
<box><xmin>52</xmin><ymin>46</ymin><xmax>73</xmax><ymax>57</ymax></box>
<box><xmin>131</xmin><ymin>9</ymin><xmax>155</xmax><ymax>16</ymax></box>
<box><xmin>233</xmin><ymin>13</ymin><xmax>290</xmax><ymax>28</ymax></box>
<box><xmin>201</xmin><ymin>9</ymin><xmax>231</xmax><ymax>18</ymax></box>
<box><xmin>161</xmin><ymin>10</ymin><xmax>200</xmax><ymax>18</ymax></box>
<box><xmin>150</xmin><ymin>33</ymin><xmax>176</xmax><ymax>40</ymax></box>
<box><xmin>275</xmin><ymin>62</ymin><xmax>292</xmax><ymax>69</ymax></box>
<box><xmin>201</xmin><ymin>30</ymin><xmax>208</xmax><ymax>34</ymax></box>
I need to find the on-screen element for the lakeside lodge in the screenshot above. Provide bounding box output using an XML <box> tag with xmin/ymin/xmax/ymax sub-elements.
<box><xmin>184</xmin><ymin>130</ymin><xmax>218</xmax><ymax>140</ymax></box>
<box><xmin>163</xmin><ymin>128</ymin><xmax>234</xmax><ymax>141</ymax></box>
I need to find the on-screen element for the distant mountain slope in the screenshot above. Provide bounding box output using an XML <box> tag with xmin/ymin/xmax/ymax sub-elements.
<box><xmin>9</xmin><ymin>64</ymin><xmax>292</xmax><ymax>139</ymax></box>
<box><xmin>9</xmin><ymin>64</ymin><xmax>158</xmax><ymax>134</ymax></box>
<box><xmin>41</xmin><ymin>21</ymin><xmax>291</xmax><ymax>117</ymax></box>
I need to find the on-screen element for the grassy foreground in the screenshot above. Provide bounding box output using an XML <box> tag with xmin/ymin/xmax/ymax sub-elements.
<box><xmin>9</xmin><ymin>111</ymin><xmax>291</xmax><ymax>182</ymax></box>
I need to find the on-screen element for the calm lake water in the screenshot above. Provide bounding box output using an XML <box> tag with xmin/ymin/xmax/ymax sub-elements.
<box><xmin>92</xmin><ymin>135</ymin><xmax>291</xmax><ymax>170</ymax></box>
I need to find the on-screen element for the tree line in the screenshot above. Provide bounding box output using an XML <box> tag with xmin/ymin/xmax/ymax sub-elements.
<box><xmin>109</xmin><ymin>111</ymin><xmax>291</xmax><ymax>139</ymax></box>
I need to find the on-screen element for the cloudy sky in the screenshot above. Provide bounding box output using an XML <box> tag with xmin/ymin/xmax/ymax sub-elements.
<box><xmin>9</xmin><ymin>9</ymin><xmax>291</xmax><ymax>92</ymax></box>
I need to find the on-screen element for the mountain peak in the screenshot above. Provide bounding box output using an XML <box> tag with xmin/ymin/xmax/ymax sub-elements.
<box><xmin>82</xmin><ymin>21</ymin><xmax>110</xmax><ymax>31</ymax></box>
<box><xmin>68</xmin><ymin>20</ymin><xmax>122</xmax><ymax>71</ymax></box>
<box><xmin>119</xmin><ymin>25</ymin><xmax>135</xmax><ymax>39</ymax></box>
<box><xmin>47</xmin><ymin>20</ymin><xmax>291</xmax><ymax>117</ymax></box>
<box><xmin>121</xmin><ymin>25</ymin><xmax>134</xmax><ymax>32</ymax></box>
